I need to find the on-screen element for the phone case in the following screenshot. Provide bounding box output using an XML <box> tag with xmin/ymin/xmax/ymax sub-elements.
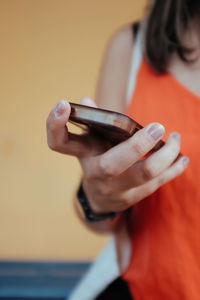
<box><xmin>69</xmin><ymin>102</ymin><xmax>164</xmax><ymax>150</ymax></box>
<box><xmin>69</xmin><ymin>102</ymin><xmax>143</xmax><ymax>144</ymax></box>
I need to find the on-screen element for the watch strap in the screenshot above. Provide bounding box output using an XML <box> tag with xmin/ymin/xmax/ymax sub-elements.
<box><xmin>77</xmin><ymin>183</ymin><xmax>118</xmax><ymax>222</ymax></box>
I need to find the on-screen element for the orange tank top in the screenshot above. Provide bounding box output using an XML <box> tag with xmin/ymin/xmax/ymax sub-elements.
<box><xmin>122</xmin><ymin>59</ymin><xmax>200</xmax><ymax>299</ymax></box>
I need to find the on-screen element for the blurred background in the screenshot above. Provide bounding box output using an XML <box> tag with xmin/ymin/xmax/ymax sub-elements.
<box><xmin>0</xmin><ymin>0</ymin><xmax>146</xmax><ymax>263</ymax></box>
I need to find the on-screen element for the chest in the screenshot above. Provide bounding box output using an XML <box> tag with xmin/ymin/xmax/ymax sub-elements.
<box><xmin>126</xmin><ymin>59</ymin><xmax>200</xmax><ymax>160</ymax></box>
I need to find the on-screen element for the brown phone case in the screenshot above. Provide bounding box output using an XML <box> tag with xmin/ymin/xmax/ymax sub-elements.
<box><xmin>69</xmin><ymin>102</ymin><xmax>164</xmax><ymax>149</ymax></box>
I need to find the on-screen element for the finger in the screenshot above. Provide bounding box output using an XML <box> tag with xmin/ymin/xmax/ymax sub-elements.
<box><xmin>46</xmin><ymin>100</ymin><xmax>95</xmax><ymax>156</ymax></box>
<box><xmin>80</xmin><ymin>97</ymin><xmax>97</xmax><ymax>108</ymax></box>
<box><xmin>95</xmin><ymin>122</ymin><xmax>165</xmax><ymax>178</ymax></box>
<box><xmin>124</xmin><ymin>155</ymin><xmax>189</xmax><ymax>206</ymax></box>
<box><xmin>137</xmin><ymin>132</ymin><xmax>181</xmax><ymax>180</ymax></box>
<box><xmin>114</xmin><ymin>132</ymin><xmax>181</xmax><ymax>190</ymax></box>
<box><xmin>46</xmin><ymin>99</ymin><xmax>71</xmax><ymax>153</ymax></box>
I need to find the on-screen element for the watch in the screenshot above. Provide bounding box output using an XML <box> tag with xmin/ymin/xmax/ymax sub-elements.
<box><xmin>77</xmin><ymin>183</ymin><xmax>118</xmax><ymax>222</ymax></box>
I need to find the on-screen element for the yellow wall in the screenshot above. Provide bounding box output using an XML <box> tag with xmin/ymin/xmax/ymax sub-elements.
<box><xmin>0</xmin><ymin>0</ymin><xmax>146</xmax><ymax>261</ymax></box>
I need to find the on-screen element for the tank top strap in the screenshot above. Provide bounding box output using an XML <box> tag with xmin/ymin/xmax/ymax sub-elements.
<box><xmin>126</xmin><ymin>22</ymin><xmax>143</xmax><ymax>105</ymax></box>
<box><xmin>132</xmin><ymin>22</ymin><xmax>140</xmax><ymax>39</ymax></box>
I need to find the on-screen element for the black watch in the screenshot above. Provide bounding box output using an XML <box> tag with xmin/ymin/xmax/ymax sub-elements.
<box><xmin>77</xmin><ymin>183</ymin><xmax>118</xmax><ymax>222</ymax></box>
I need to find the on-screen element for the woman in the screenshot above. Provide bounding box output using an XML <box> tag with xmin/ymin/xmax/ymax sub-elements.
<box><xmin>46</xmin><ymin>0</ymin><xmax>200</xmax><ymax>299</ymax></box>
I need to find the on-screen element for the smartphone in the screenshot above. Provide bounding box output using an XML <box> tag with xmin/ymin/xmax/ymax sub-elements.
<box><xmin>69</xmin><ymin>102</ymin><xmax>164</xmax><ymax>149</ymax></box>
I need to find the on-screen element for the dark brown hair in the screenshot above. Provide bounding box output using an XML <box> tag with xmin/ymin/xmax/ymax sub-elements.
<box><xmin>145</xmin><ymin>0</ymin><xmax>200</xmax><ymax>73</ymax></box>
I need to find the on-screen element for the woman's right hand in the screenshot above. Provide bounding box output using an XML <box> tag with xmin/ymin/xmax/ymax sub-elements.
<box><xmin>46</xmin><ymin>98</ymin><xmax>189</xmax><ymax>215</ymax></box>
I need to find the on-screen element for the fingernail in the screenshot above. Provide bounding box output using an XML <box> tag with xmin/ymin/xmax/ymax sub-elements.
<box><xmin>147</xmin><ymin>123</ymin><xmax>165</xmax><ymax>141</ymax></box>
<box><xmin>54</xmin><ymin>100</ymin><xmax>68</xmax><ymax>118</ymax></box>
<box><xmin>182</xmin><ymin>157</ymin><xmax>189</xmax><ymax>166</ymax></box>
<box><xmin>171</xmin><ymin>132</ymin><xmax>180</xmax><ymax>141</ymax></box>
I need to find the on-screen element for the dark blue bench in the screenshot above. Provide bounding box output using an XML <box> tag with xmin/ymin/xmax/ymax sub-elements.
<box><xmin>0</xmin><ymin>261</ymin><xmax>90</xmax><ymax>299</ymax></box>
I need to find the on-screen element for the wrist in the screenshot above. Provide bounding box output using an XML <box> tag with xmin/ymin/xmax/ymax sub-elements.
<box><xmin>77</xmin><ymin>182</ymin><xmax>118</xmax><ymax>222</ymax></box>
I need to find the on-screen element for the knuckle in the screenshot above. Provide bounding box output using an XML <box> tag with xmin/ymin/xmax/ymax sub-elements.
<box><xmin>131</xmin><ymin>140</ymin><xmax>144</xmax><ymax>157</ymax></box>
<box><xmin>142</xmin><ymin>162</ymin><xmax>156</xmax><ymax>181</ymax></box>
<box><xmin>90</xmin><ymin>180</ymin><xmax>113</xmax><ymax>198</ymax></box>
<box><xmin>98</xmin><ymin>159</ymin><xmax>116</xmax><ymax>177</ymax></box>
<box><xmin>47</xmin><ymin>140</ymin><xmax>59</xmax><ymax>151</ymax></box>
<box><xmin>101</xmin><ymin>185</ymin><xmax>113</xmax><ymax>197</ymax></box>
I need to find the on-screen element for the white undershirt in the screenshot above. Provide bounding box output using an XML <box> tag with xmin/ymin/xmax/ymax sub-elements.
<box><xmin>126</xmin><ymin>24</ymin><xmax>144</xmax><ymax>106</ymax></box>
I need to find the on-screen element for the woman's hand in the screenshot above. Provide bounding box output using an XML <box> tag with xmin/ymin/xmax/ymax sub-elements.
<box><xmin>46</xmin><ymin>98</ymin><xmax>189</xmax><ymax>215</ymax></box>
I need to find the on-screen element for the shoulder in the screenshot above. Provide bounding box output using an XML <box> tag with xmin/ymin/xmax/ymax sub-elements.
<box><xmin>105</xmin><ymin>24</ymin><xmax>134</xmax><ymax>60</ymax></box>
<box><xmin>96</xmin><ymin>24</ymin><xmax>138</xmax><ymax>112</ymax></box>
<box><xmin>96</xmin><ymin>24</ymin><xmax>136</xmax><ymax>112</ymax></box>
